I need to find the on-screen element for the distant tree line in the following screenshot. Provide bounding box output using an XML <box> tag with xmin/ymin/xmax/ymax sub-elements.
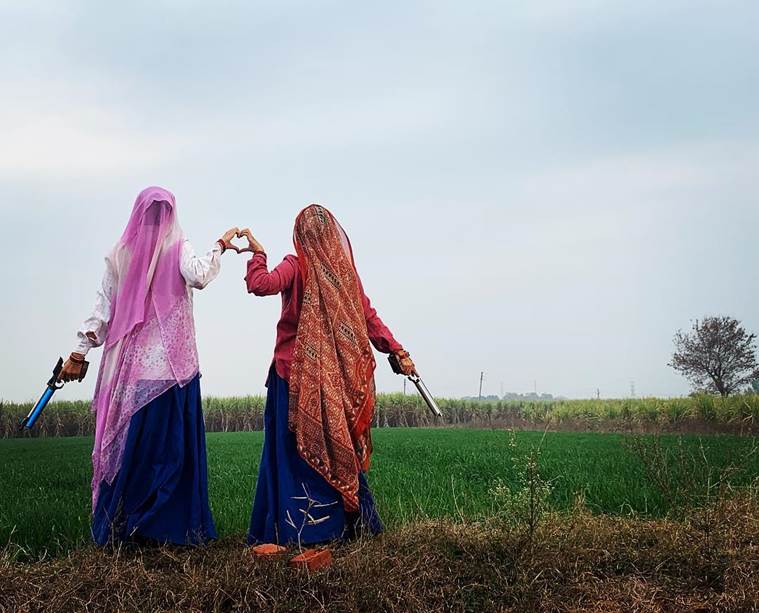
<box><xmin>462</xmin><ymin>392</ymin><xmax>558</xmax><ymax>402</ymax></box>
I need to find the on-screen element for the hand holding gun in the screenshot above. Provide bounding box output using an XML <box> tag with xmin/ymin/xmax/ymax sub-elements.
<box><xmin>388</xmin><ymin>351</ymin><xmax>442</xmax><ymax>417</ymax></box>
<box><xmin>58</xmin><ymin>352</ymin><xmax>89</xmax><ymax>383</ymax></box>
<box><xmin>20</xmin><ymin>354</ymin><xmax>89</xmax><ymax>430</ymax></box>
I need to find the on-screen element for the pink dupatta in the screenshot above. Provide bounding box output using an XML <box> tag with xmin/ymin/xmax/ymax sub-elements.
<box><xmin>91</xmin><ymin>187</ymin><xmax>199</xmax><ymax>509</ymax></box>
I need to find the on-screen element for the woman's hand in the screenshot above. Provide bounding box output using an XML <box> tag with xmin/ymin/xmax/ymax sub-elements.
<box><xmin>394</xmin><ymin>350</ymin><xmax>417</xmax><ymax>376</ymax></box>
<box><xmin>58</xmin><ymin>352</ymin><xmax>87</xmax><ymax>383</ymax></box>
<box><xmin>217</xmin><ymin>227</ymin><xmax>241</xmax><ymax>254</ymax></box>
<box><xmin>238</xmin><ymin>228</ymin><xmax>265</xmax><ymax>255</ymax></box>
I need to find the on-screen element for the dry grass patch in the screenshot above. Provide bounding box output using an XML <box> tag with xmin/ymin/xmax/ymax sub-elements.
<box><xmin>1</xmin><ymin>496</ymin><xmax>757</xmax><ymax>612</ymax></box>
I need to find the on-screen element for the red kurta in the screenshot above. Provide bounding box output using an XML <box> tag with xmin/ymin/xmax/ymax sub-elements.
<box><xmin>245</xmin><ymin>253</ymin><xmax>403</xmax><ymax>381</ymax></box>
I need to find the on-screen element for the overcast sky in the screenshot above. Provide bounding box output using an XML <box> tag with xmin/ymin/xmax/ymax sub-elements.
<box><xmin>1</xmin><ymin>1</ymin><xmax>757</xmax><ymax>402</ymax></box>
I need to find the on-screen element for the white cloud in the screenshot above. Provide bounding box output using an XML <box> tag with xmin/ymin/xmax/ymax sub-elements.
<box><xmin>0</xmin><ymin>78</ymin><xmax>190</xmax><ymax>180</ymax></box>
<box><xmin>0</xmin><ymin>67</ymin><xmax>454</xmax><ymax>180</ymax></box>
<box><xmin>517</xmin><ymin>141</ymin><xmax>759</xmax><ymax>212</ymax></box>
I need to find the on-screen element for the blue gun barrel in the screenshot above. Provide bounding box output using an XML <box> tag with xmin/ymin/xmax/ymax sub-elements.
<box><xmin>23</xmin><ymin>386</ymin><xmax>56</xmax><ymax>429</ymax></box>
<box><xmin>20</xmin><ymin>357</ymin><xmax>64</xmax><ymax>430</ymax></box>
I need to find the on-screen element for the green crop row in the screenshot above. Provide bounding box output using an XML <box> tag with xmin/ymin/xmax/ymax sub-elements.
<box><xmin>1</xmin><ymin>393</ymin><xmax>757</xmax><ymax>439</ymax></box>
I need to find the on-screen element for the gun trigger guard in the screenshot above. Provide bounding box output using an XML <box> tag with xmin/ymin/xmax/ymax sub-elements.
<box><xmin>408</xmin><ymin>374</ymin><xmax>420</xmax><ymax>383</ymax></box>
<box><xmin>54</xmin><ymin>380</ymin><xmax>65</xmax><ymax>390</ymax></box>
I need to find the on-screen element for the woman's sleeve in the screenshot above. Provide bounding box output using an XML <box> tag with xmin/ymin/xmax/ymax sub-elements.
<box><xmin>180</xmin><ymin>240</ymin><xmax>222</xmax><ymax>289</ymax></box>
<box><xmin>73</xmin><ymin>259</ymin><xmax>116</xmax><ymax>355</ymax></box>
<box><xmin>357</xmin><ymin>276</ymin><xmax>403</xmax><ymax>354</ymax></box>
<box><xmin>245</xmin><ymin>253</ymin><xmax>297</xmax><ymax>296</ymax></box>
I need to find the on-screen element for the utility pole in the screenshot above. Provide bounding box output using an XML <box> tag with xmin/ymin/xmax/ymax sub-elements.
<box><xmin>403</xmin><ymin>379</ymin><xmax>407</xmax><ymax>396</ymax></box>
<box><xmin>478</xmin><ymin>371</ymin><xmax>484</xmax><ymax>401</ymax></box>
<box><xmin>630</xmin><ymin>380</ymin><xmax>636</xmax><ymax>398</ymax></box>
<box><xmin>596</xmin><ymin>388</ymin><xmax>600</xmax><ymax>400</ymax></box>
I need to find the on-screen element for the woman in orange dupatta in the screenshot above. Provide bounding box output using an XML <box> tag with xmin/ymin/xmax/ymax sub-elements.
<box><xmin>242</xmin><ymin>204</ymin><xmax>415</xmax><ymax>548</ymax></box>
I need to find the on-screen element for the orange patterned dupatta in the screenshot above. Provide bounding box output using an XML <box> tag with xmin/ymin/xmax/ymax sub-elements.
<box><xmin>288</xmin><ymin>204</ymin><xmax>377</xmax><ymax>512</ymax></box>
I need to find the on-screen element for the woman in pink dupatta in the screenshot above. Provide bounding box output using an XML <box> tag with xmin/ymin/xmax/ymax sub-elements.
<box><xmin>59</xmin><ymin>186</ymin><xmax>239</xmax><ymax>546</ymax></box>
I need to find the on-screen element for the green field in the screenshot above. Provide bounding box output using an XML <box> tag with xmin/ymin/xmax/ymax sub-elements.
<box><xmin>1</xmin><ymin>429</ymin><xmax>757</xmax><ymax>558</ymax></box>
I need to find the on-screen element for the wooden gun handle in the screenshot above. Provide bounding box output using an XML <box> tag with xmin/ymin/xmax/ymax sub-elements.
<box><xmin>388</xmin><ymin>353</ymin><xmax>404</xmax><ymax>375</ymax></box>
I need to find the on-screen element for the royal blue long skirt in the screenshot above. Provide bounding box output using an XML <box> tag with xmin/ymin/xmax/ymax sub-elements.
<box><xmin>248</xmin><ymin>366</ymin><xmax>383</xmax><ymax>546</ymax></box>
<box><xmin>92</xmin><ymin>374</ymin><xmax>217</xmax><ymax>546</ymax></box>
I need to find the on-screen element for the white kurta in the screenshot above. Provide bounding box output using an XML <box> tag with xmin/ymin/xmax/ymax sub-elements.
<box><xmin>74</xmin><ymin>241</ymin><xmax>222</xmax><ymax>355</ymax></box>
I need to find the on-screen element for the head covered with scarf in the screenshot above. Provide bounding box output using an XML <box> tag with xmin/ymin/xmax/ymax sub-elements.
<box><xmin>288</xmin><ymin>204</ymin><xmax>377</xmax><ymax>512</ymax></box>
<box><xmin>91</xmin><ymin>186</ymin><xmax>199</xmax><ymax>509</ymax></box>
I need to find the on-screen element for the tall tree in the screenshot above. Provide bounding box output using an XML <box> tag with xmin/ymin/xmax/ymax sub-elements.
<box><xmin>669</xmin><ymin>316</ymin><xmax>759</xmax><ymax>397</ymax></box>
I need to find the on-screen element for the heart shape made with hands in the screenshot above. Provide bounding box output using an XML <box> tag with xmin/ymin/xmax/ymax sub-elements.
<box><xmin>220</xmin><ymin>231</ymin><xmax>253</xmax><ymax>253</ymax></box>
<box><xmin>225</xmin><ymin>233</ymin><xmax>254</xmax><ymax>254</ymax></box>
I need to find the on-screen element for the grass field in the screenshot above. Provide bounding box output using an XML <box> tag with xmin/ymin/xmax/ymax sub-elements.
<box><xmin>1</xmin><ymin>428</ymin><xmax>757</xmax><ymax>559</ymax></box>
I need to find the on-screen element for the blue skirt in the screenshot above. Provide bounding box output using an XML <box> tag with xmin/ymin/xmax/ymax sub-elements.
<box><xmin>92</xmin><ymin>374</ymin><xmax>217</xmax><ymax>546</ymax></box>
<box><xmin>248</xmin><ymin>367</ymin><xmax>383</xmax><ymax>546</ymax></box>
